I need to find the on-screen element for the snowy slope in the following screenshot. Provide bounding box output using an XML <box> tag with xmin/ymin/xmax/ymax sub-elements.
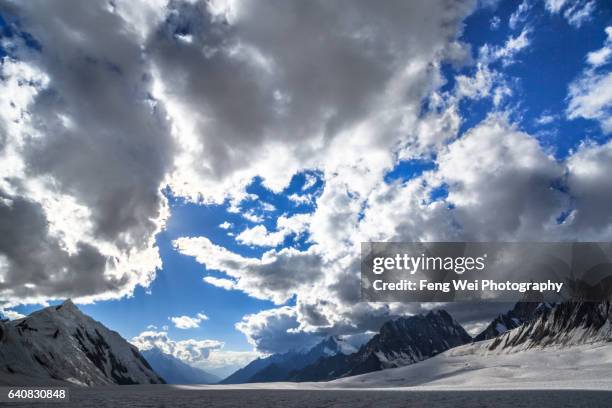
<box><xmin>487</xmin><ymin>302</ymin><xmax>611</xmax><ymax>352</ymax></box>
<box><xmin>330</xmin><ymin>302</ymin><xmax>612</xmax><ymax>390</ymax></box>
<box><xmin>0</xmin><ymin>300</ymin><xmax>164</xmax><ymax>386</ymax></box>
<box><xmin>473</xmin><ymin>302</ymin><xmax>552</xmax><ymax>341</ymax></box>
<box><xmin>329</xmin><ymin>341</ymin><xmax>612</xmax><ymax>390</ymax></box>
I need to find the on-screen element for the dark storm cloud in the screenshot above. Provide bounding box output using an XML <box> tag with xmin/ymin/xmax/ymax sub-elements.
<box><xmin>147</xmin><ymin>0</ymin><xmax>474</xmax><ymax>181</ymax></box>
<box><xmin>0</xmin><ymin>0</ymin><xmax>174</xmax><ymax>302</ymax></box>
<box><xmin>0</xmin><ymin>195</ymin><xmax>116</xmax><ymax>299</ymax></box>
<box><xmin>236</xmin><ymin>306</ymin><xmax>320</xmax><ymax>354</ymax></box>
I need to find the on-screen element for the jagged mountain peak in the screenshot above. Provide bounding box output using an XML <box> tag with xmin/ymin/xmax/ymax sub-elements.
<box><xmin>56</xmin><ymin>299</ymin><xmax>79</xmax><ymax>313</ymax></box>
<box><xmin>488</xmin><ymin>301</ymin><xmax>612</xmax><ymax>352</ymax></box>
<box><xmin>309</xmin><ymin>336</ymin><xmax>355</xmax><ymax>357</ymax></box>
<box><xmin>474</xmin><ymin>302</ymin><xmax>553</xmax><ymax>342</ymax></box>
<box><xmin>140</xmin><ymin>348</ymin><xmax>220</xmax><ymax>384</ymax></box>
<box><xmin>0</xmin><ymin>303</ymin><xmax>164</xmax><ymax>386</ymax></box>
<box><xmin>289</xmin><ymin>310</ymin><xmax>472</xmax><ymax>382</ymax></box>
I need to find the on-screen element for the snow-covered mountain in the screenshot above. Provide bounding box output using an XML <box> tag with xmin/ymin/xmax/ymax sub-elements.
<box><xmin>332</xmin><ymin>302</ymin><xmax>612</xmax><ymax>389</ymax></box>
<box><xmin>487</xmin><ymin>301</ymin><xmax>612</xmax><ymax>352</ymax></box>
<box><xmin>290</xmin><ymin>310</ymin><xmax>472</xmax><ymax>381</ymax></box>
<box><xmin>221</xmin><ymin>336</ymin><xmax>354</xmax><ymax>384</ymax></box>
<box><xmin>0</xmin><ymin>300</ymin><xmax>164</xmax><ymax>386</ymax></box>
<box><xmin>141</xmin><ymin>348</ymin><xmax>220</xmax><ymax>384</ymax></box>
<box><xmin>474</xmin><ymin>302</ymin><xmax>552</xmax><ymax>341</ymax></box>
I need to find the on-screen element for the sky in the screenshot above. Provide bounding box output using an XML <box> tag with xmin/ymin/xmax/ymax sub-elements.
<box><xmin>0</xmin><ymin>0</ymin><xmax>611</xmax><ymax>377</ymax></box>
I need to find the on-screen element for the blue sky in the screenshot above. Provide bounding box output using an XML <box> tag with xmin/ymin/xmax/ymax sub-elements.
<box><xmin>1</xmin><ymin>0</ymin><xmax>611</xmax><ymax>376</ymax></box>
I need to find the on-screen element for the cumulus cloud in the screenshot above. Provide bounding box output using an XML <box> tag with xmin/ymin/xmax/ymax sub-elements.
<box><xmin>0</xmin><ymin>308</ymin><xmax>25</xmax><ymax>320</ymax></box>
<box><xmin>203</xmin><ymin>276</ymin><xmax>237</xmax><ymax>290</ymax></box>
<box><xmin>169</xmin><ymin>312</ymin><xmax>209</xmax><ymax>329</ymax></box>
<box><xmin>0</xmin><ymin>0</ymin><xmax>476</xmax><ymax>313</ymax></box>
<box><xmin>174</xmin><ymin>236</ymin><xmax>324</xmax><ymax>304</ymax></box>
<box><xmin>131</xmin><ymin>330</ymin><xmax>223</xmax><ymax>363</ymax></box>
<box><xmin>203</xmin><ymin>350</ymin><xmax>261</xmax><ymax>372</ymax></box>
<box><xmin>219</xmin><ymin>221</ymin><xmax>233</xmax><ymax>230</ymax></box>
<box><xmin>565</xmin><ymin>139</ymin><xmax>612</xmax><ymax>238</ymax></box>
<box><xmin>4</xmin><ymin>0</ymin><xmax>612</xmax><ymax>358</ymax></box>
<box><xmin>437</xmin><ymin>117</ymin><xmax>566</xmax><ymax>240</ymax></box>
<box><xmin>235</xmin><ymin>306</ymin><xmax>321</xmax><ymax>354</ymax></box>
<box><xmin>230</xmin><ymin>113</ymin><xmax>612</xmax><ymax>352</ymax></box>
<box><xmin>236</xmin><ymin>213</ymin><xmax>311</xmax><ymax>247</ymax></box>
<box><xmin>151</xmin><ymin>0</ymin><xmax>475</xmax><ymax>202</ymax></box>
<box><xmin>454</xmin><ymin>28</ymin><xmax>531</xmax><ymax>109</ymax></box>
<box><xmin>0</xmin><ymin>0</ymin><xmax>173</xmax><ymax>306</ymax></box>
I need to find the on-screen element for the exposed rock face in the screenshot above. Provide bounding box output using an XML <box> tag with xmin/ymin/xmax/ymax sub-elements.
<box><xmin>221</xmin><ymin>336</ymin><xmax>353</xmax><ymax>384</ymax></box>
<box><xmin>290</xmin><ymin>310</ymin><xmax>472</xmax><ymax>382</ymax></box>
<box><xmin>487</xmin><ymin>301</ymin><xmax>612</xmax><ymax>352</ymax></box>
<box><xmin>474</xmin><ymin>302</ymin><xmax>552</xmax><ymax>342</ymax></box>
<box><xmin>0</xmin><ymin>300</ymin><xmax>164</xmax><ymax>386</ymax></box>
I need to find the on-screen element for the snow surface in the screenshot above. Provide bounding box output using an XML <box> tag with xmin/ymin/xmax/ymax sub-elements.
<box><xmin>328</xmin><ymin>341</ymin><xmax>612</xmax><ymax>390</ymax></box>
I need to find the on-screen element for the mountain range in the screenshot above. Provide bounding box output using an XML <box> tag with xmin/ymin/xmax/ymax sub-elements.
<box><xmin>141</xmin><ymin>348</ymin><xmax>220</xmax><ymax>384</ymax></box>
<box><xmin>488</xmin><ymin>301</ymin><xmax>612</xmax><ymax>351</ymax></box>
<box><xmin>2</xmin><ymin>299</ymin><xmax>609</xmax><ymax>387</ymax></box>
<box><xmin>222</xmin><ymin>301</ymin><xmax>609</xmax><ymax>384</ymax></box>
<box><xmin>221</xmin><ymin>335</ymin><xmax>356</xmax><ymax>383</ymax></box>
<box><xmin>288</xmin><ymin>310</ymin><xmax>471</xmax><ymax>382</ymax></box>
<box><xmin>222</xmin><ymin>309</ymin><xmax>472</xmax><ymax>383</ymax></box>
<box><xmin>473</xmin><ymin>301</ymin><xmax>552</xmax><ymax>342</ymax></box>
<box><xmin>330</xmin><ymin>301</ymin><xmax>612</xmax><ymax>389</ymax></box>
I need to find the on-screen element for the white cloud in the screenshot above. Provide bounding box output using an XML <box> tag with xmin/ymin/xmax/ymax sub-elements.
<box><xmin>545</xmin><ymin>0</ymin><xmax>568</xmax><ymax>14</ymax></box>
<box><xmin>169</xmin><ymin>312</ymin><xmax>209</xmax><ymax>329</ymax></box>
<box><xmin>566</xmin><ymin>139</ymin><xmax>612</xmax><ymax>237</ymax></box>
<box><xmin>454</xmin><ymin>29</ymin><xmax>530</xmax><ymax>108</ymax></box>
<box><xmin>236</xmin><ymin>213</ymin><xmax>311</xmax><ymax>247</ymax></box>
<box><xmin>490</xmin><ymin>15</ymin><xmax>501</xmax><ymax>30</ymax></box>
<box><xmin>203</xmin><ymin>276</ymin><xmax>237</xmax><ymax>290</ymax></box>
<box><xmin>260</xmin><ymin>202</ymin><xmax>276</xmax><ymax>212</ymax></box>
<box><xmin>567</xmin><ymin>27</ymin><xmax>612</xmax><ymax>134</ymax></box>
<box><xmin>535</xmin><ymin>113</ymin><xmax>559</xmax><ymax>126</ymax></box>
<box><xmin>174</xmin><ymin>236</ymin><xmax>323</xmax><ymax>304</ymax></box>
<box><xmin>131</xmin><ymin>330</ymin><xmax>223</xmax><ymax>363</ymax></box>
<box><xmin>288</xmin><ymin>193</ymin><xmax>313</xmax><ymax>205</ymax></box>
<box><xmin>201</xmin><ymin>349</ymin><xmax>260</xmax><ymax>371</ymax></box>
<box><xmin>509</xmin><ymin>0</ymin><xmax>530</xmax><ymax>30</ymax></box>
<box><xmin>237</xmin><ymin>225</ymin><xmax>286</xmax><ymax>247</ymax></box>
<box><xmin>0</xmin><ymin>0</ymin><xmax>476</xmax><ymax>314</ymax></box>
<box><xmin>236</xmin><ymin>306</ymin><xmax>320</xmax><ymax>354</ymax></box>
<box><xmin>0</xmin><ymin>1</ymin><xmax>172</xmax><ymax>306</ymax></box>
<box><xmin>545</xmin><ymin>0</ymin><xmax>596</xmax><ymax>28</ymax></box>
<box><xmin>563</xmin><ymin>1</ymin><xmax>595</xmax><ymax>28</ymax></box>
<box><xmin>0</xmin><ymin>309</ymin><xmax>25</xmax><ymax>320</ymax></box>
<box><xmin>5</xmin><ymin>0</ymin><xmax>612</xmax><ymax>359</ymax></box>
<box><xmin>219</xmin><ymin>221</ymin><xmax>233</xmax><ymax>230</ymax></box>
<box><xmin>587</xmin><ymin>27</ymin><xmax>612</xmax><ymax>68</ymax></box>
<box><xmin>455</xmin><ymin>63</ymin><xmax>499</xmax><ymax>101</ymax></box>
<box><xmin>493</xmin><ymin>27</ymin><xmax>531</xmax><ymax>64</ymax></box>
<box><xmin>242</xmin><ymin>210</ymin><xmax>264</xmax><ymax>223</ymax></box>
<box><xmin>302</xmin><ymin>174</ymin><xmax>318</xmax><ymax>191</ymax></box>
